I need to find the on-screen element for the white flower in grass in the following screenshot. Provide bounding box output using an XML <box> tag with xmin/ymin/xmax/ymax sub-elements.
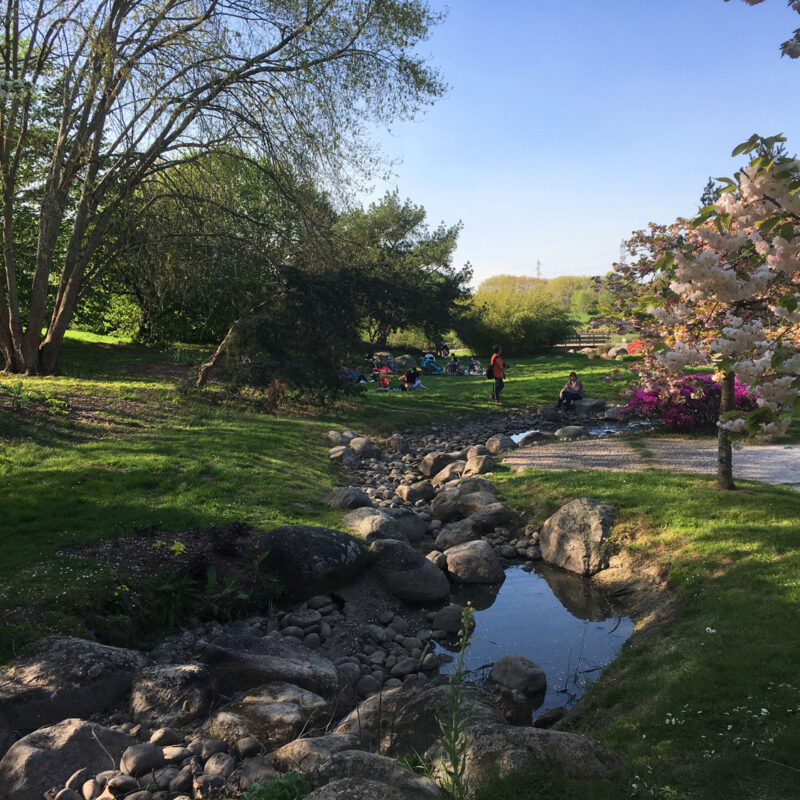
<box><xmin>705</xmin><ymin>626</ymin><xmax>717</xmax><ymax>634</ymax></box>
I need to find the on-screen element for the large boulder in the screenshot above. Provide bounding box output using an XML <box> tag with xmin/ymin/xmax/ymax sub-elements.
<box><xmin>269</xmin><ymin>734</ymin><xmax>362</xmax><ymax>772</ymax></box>
<box><xmin>202</xmin><ymin>682</ymin><xmax>328</xmax><ymax>748</ymax></box>
<box><xmin>431</xmin><ymin>460</ymin><xmax>466</xmax><ymax>487</ymax></box>
<box><xmin>333</xmin><ymin>684</ymin><xmax>505</xmax><ymax>758</ymax></box>
<box><xmin>349</xmin><ymin>437</ymin><xmax>377</xmax><ymax>459</ymax></box>
<box><xmin>434</xmin><ymin>519</ymin><xmax>479</xmax><ymax>551</ymax></box>
<box><xmin>463</xmin><ymin>454</ymin><xmax>496</xmax><ymax>477</ymax></box>
<box><xmin>430</xmin><ymin>488</ymin><xmax>462</xmax><ymax>522</ymax></box>
<box><xmin>384</xmin><ymin>508</ymin><xmax>427</xmax><ymax>542</ymax></box>
<box><xmin>420</xmin><ymin>452</ymin><xmax>456</xmax><ymax>478</ymax></box>
<box><xmin>554</xmin><ymin>425</ymin><xmax>589</xmax><ymax>439</ymax></box>
<box><xmin>574</xmin><ymin>397</ymin><xmax>607</xmax><ymax>414</ymax></box>
<box><xmin>385</xmin><ymin>433</ymin><xmax>409</xmax><ymax>454</ymax></box>
<box><xmin>0</xmin><ymin>719</ymin><xmax>135</xmax><ymax>800</ymax></box>
<box><xmin>466</xmin><ymin>502</ymin><xmax>513</xmax><ymax>533</ymax></box>
<box><xmin>427</xmin><ymin>723</ymin><xmax>628</xmax><ymax>791</ymax></box>
<box><xmin>0</xmin><ymin>708</ymin><xmax>14</xmax><ymax>760</ymax></box>
<box><xmin>444</xmin><ymin>540</ymin><xmax>505</xmax><ymax>584</ymax></box>
<box><xmin>130</xmin><ymin>663</ymin><xmax>215</xmax><ymax>728</ymax></box>
<box><xmin>485</xmin><ymin>435</ymin><xmax>517</xmax><ymax>454</ymax></box>
<box><xmin>455</xmin><ymin>491</ymin><xmax>497</xmax><ymax>517</ymax></box>
<box><xmin>367</xmin><ymin>539</ymin><xmax>450</xmax><ymax>603</ymax></box>
<box><xmin>257</xmin><ymin>525</ymin><xmax>367</xmax><ymax>599</ymax></box>
<box><xmin>325</xmin><ymin>487</ymin><xmax>373</xmax><ymax>509</ymax></box>
<box><xmin>538</xmin><ymin>498</ymin><xmax>617</xmax><ymax>575</ymax></box>
<box><xmin>308</xmin><ymin>751</ymin><xmax>442</xmax><ymax>799</ymax></box>
<box><xmin>488</xmin><ymin>655</ymin><xmax>546</xmax><ymax>696</ymax></box>
<box><xmin>342</xmin><ymin>508</ymin><xmax>406</xmax><ymax>543</ymax></box>
<box><xmin>196</xmin><ymin>637</ymin><xmax>339</xmax><ymax>698</ymax></box>
<box><xmin>457</xmin><ymin>477</ymin><xmax>498</xmax><ymax>496</ymax></box>
<box><xmin>0</xmin><ymin>636</ymin><xmax>150</xmax><ymax>733</ymax></box>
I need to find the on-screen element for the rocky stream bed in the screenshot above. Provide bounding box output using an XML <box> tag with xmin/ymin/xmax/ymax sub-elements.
<box><xmin>0</xmin><ymin>398</ymin><xmax>662</xmax><ymax>800</ymax></box>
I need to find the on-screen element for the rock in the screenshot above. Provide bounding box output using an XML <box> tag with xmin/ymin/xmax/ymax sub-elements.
<box><xmin>107</xmin><ymin>774</ymin><xmax>140</xmax><ymax>794</ymax></box>
<box><xmin>120</xmin><ymin>743</ymin><xmax>166</xmax><ymax>777</ymax></box>
<box><xmin>457</xmin><ymin>477</ymin><xmax>498</xmax><ymax>496</ymax></box>
<box><xmin>385</xmin><ymin>433</ymin><xmax>409</xmax><ymax>454</ymax></box>
<box><xmin>0</xmin><ymin>719</ymin><xmax>135</xmax><ymax>800</ymax></box>
<box><xmin>334</xmin><ymin>683</ymin><xmax>505</xmax><ymax>758</ymax></box>
<box><xmin>202</xmin><ymin>682</ymin><xmax>329</xmax><ymax>747</ymax></box>
<box><xmin>574</xmin><ymin>396</ymin><xmax>607</xmax><ymax>413</ymax></box>
<box><xmin>466</xmin><ymin>502</ymin><xmax>513</xmax><ymax>533</ymax></box>
<box><xmin>305</xmin><ymin>777</ymin><xmax>439</xmax><ymax>800</ymax></box>
<box><xmin>228</xmin><ymin>756</ymin><xmax>278</xmax><ymax>792</ymax></box>
<box><xmin>444</xmin><ymin>540</ymin><xmax>505</xmax><ymax>584</ymax></box>
<box><xmin>465</xmin><ymin>445</ymin><xmax>491</xmax><ymax>459</ymax></box>
<box><xmin>342</xmin><ymin>508</ymin><xmax>406</xmax><ymax>543</ymax></box>
<box><xmin>0</xmin><ymin>708</ymin><xmax>14</xmax><ymax>760</ymax></box>
<box><xmin>396</xmin><ymin>480</ymin><xmax>435</xmax><ymax>504</ymax></box>
<box><xmin>0</xmin><ymin>636</ymin><xmax>150</xmax><ymax>733</ymax></box>
<box><xmin>485</xmin><ymin>684</ymin><xmax>534</xmax><ymax>726</ymax></box>
<box><xmin>54</xmin><ymin>790</ymin><xmax>82</xmax><ymax>800</ymax></box>
<box><xmin>433</xmin><ymin>519</ymin><xmax>479</xmax><ymax>551</ymax></box>
<box><xmin>384</xmin><ymin>508</ymin><xmax>427</xmax><ymax>542</ymax></box>
<box><xmin>425</xmin><ymin>550</ymin><xmax>447</xmax><ymax>570</ymax></box>
<box><xmin>270</xmin><ymin>734</ymin><xmax>362</xmax><ymax>773</ymax></box>
<box><xmin>420</xmin><ymin>452</ymin><xmax>456</xmax><ymax>478</ymax></box>
<box><xmin>197</xmin><ymin>637</ymin><xmax>339</xmax><ymax>698</ymax></box>
<box><xmin>367</xmin><ymin>539</ymin><xmax>450</xmax><ymax>603</ymax></box>
<box><xmin>329</xmin><ymin>448</ymin><xmax>360</xmax><ymax>468</ymax></box>
<box><xmin>488</xmin><ymin>655</ymin><xmax>546</xmax><ymax>696</ymax></box>
<box><xmin>130</xmin><ymin>663</ymin><xmax>214</xmax><ymax>728</ymax></box>
<box><xmin>349</xmin><ymin>437</ymin><xmax>377</xmax><ymax>458</ymax></box>
<box><xmin>485</xmin><ymin>435</ymin><xmax>517</xmax><ymax>454</ymax></box>
<box><xmin>308</xmin><ymin>751</ymin><xmax>443</xmax><ymax>799</ymax></box>
<box><xmin>554</xmin><ymin>425</ymin><xmax>589</xmax><ymax>439</ymax></box>
<box><xmin>455</xmin><ymin>491</ymin><xmax>497</xmax><ymax>517</ymax></box>
<box><xmin>233</xmin><ymin>737</ymin><xmax>263</xmax><ymax>759</ymax></box>
<box><xmin>340</xmin><ymin>430</ymin><xmax>358</xmax><ymax>443</ymax></box>
<box><xmin>533</xmin><ymin>706</ymin><xmax>567</xmax><ymax>729</ymax></box>
<box><xmin>327</xmin><ymin>430</ymin><xmax>346</xmax><ymax>445</ymax></box>
<box><xmin>148</xmin><ymin>728</ymin><xmax>183</xmax><ymax>747</ymax></box>
<box><xmin>256</xmin><ymin>525</ymin><xmax>367</xmax><ymax>599</ymax></box>
<box><xmin>518</xmin><ymin>430</ymin><xmax>554</xmax><ymax>446</ymax></box>
<box><xmin>204</xmin><ymin>752</ymin><xmax>236</xmax><ymax>778</ymax></box>
<box><xmin>429</xmin><ymin>605</ymin><xmax>474</xmax><ymax>635</ymax></box>
<box><xmin>430</xmin><ymin>488</ymin><xmax>462</xmax><ymax>522</ymax></box>
<box><xmin>356</xmin><ymin>675</ymin><xmax>380</xmax><ymax>696</ymax></box>
<box><xmin>426</xmin><ymin>723</ymin><xmax>628</xmax><ymax>790</ymax></box>
<box><xmin>463</xmin><ymin>454</ymin><xmax>495</xmax><ymax>477</ymax></box>
<box><xmin>325</xmin><ymin>487</ymin><xmax>373</xmax><ymax>509</ymax></box>
<box><xmin>430</xmin><ymin>460</ymin><xmax>466</xmax><ymax>486</ymax></box>
<box><xmin>538</xmin><ymin>498</ymin><xmax>617</xmax><ymax>575</ymax></box>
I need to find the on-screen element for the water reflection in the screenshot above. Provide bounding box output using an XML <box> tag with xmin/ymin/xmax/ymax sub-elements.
<box><xmin>437</xmin><ymin>565</ymin><xmax>633</xmax><ymax>714</ymax></box>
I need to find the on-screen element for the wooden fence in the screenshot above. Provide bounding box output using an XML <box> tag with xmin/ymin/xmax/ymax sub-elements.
<box><xmin>557</xmin><ymin>331</ymin><xmax>611</xmax><ymax>347</ymax></box>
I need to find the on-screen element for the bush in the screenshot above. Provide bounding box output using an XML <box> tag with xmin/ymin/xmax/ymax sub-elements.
<box><xmin>621</xmin><ymin>374</ymin><xmax>755</xmax><ymax>430</ymax></box>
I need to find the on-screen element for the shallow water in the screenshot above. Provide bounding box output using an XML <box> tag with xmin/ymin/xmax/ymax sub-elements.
<box><xmin>436</xmin><ymin>564</ymin><xmax>634</xmax><ymax>714</ymax></box>
<box><xmin>510</xmin><ymin>418</ymin><xmax>652</xmax><ymax>444</ymax></box>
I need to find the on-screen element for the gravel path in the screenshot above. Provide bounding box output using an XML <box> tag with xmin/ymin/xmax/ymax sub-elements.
<box><xmin>503</xmin><ymin>435</ymin><xmax>800</xmax><ymax>488</ymax></box>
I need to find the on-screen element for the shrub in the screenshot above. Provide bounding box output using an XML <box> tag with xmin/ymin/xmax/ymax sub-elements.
<box><xmin>626</xmin><ymin>338</ymin><xmax>645</xmax><ymax>355</ymax></box>
<box><xmin>621</xmin><ymin>374</ymin><xmax>755</xmax><ymax>431</ymax></box>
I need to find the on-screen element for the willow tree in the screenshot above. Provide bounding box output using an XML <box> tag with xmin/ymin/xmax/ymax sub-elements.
<box><xmin>0</xmin><ymin>0</ymin><xmax>444</xmax><ymax>374</ymax></box>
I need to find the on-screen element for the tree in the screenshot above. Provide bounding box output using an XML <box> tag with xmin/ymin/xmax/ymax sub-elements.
<box><xmin>725</xmin><ymin>0</ymin><xmax>800</xmax><ymax>58</ymax></box>
<box><xmin>0</xmin><ymin>0</ymin><xmax>445</xmax><ymax>374</ymax></box>
<box><xmin>605</xmin><ymin>134</ymin><xmax>800</xmax><ymax>490</ymax></box>
<box><xmin>336</xmin><ymin>192</ymin><xmax>469</xmax><ymax>347</ymax></box>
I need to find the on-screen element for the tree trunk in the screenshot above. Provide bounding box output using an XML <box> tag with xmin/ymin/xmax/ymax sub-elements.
<box><xmin>717</xmin><ymin>370</ymin><xmax>736</xmax><ymax>491</ymax></box>
<box><xmin>196</xmin><ymin>322</ymin><xmax>238</xmax><ymax>386</ymax></box>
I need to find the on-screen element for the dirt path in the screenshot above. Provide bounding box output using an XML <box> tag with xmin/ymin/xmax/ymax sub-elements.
<box><xmin>503</xmin><ymin>435</ymin><xmax>800</xmax><ymax>488</ymax></box>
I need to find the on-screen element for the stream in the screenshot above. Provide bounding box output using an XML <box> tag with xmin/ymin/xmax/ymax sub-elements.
<box><xmin>437</xmin><ymin>564</ymin><xmax>634</xmax><ymax>714</ymax></box>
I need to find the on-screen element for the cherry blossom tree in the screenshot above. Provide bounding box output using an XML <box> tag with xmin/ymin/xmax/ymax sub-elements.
<box><xmin>604</xmin><ymin>134</ymin><xmax>800</xmax><ymax>490</ymax></box>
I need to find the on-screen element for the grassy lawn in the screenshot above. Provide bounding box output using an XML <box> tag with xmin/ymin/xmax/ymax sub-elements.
<box><xmin>479</xmin><ymin>468</ymin><xmax>800</xmax><ymax>800</ymax></box>
<box><xmin>3</xmin><ymin>334</ymin><xmax>799</xmax><ymax>799</ymax></box>
<box><xmin>0</xmin><ymin>334</ymin><xmax>619</xmax><ymax>656</ymax></box>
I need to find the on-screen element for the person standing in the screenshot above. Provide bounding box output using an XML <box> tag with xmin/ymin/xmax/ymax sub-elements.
<box><xmin>490</xmin><ymin>345</ymin><xmax>505</xmax><ymax>403</ymax></box>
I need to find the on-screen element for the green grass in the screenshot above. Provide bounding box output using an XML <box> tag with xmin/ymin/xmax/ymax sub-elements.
<box><xmin>480</xmin><ymin>468</ymin><xmax>800</xmax><ymax>800</ymax></box>
<box><xmin>0</xmin><ymin>334</ymin><xmax>620</xmax><ymax>656</ymax></box>
<box><xmin>3</xmin><ymin>333</ymin><xmax>800</xmax><ymax>799</ymax></box>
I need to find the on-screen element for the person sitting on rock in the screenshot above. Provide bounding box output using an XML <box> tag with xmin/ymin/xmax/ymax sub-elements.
<box><xmin>557</xmin><ymin>372</ymin><xmax>583</xmax><ymax>411</ymax></box>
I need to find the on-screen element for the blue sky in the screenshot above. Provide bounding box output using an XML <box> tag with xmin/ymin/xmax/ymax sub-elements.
<box><xmin>368</xmin><ymin>0</ymin><xmax>800</xmax><ymax>287</ymax></box>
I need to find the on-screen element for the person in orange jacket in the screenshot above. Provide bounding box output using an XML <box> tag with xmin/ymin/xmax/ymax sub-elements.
<box><xmin>490</xmin><ymin>344</ymin><xmax>505</xmax><ymax>403</ymax></box>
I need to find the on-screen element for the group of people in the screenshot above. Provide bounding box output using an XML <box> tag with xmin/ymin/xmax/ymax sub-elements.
<box><xmin>344</xmin><ymin>346</ymin><xmax>584</xmax><ymax>409</ymax></box>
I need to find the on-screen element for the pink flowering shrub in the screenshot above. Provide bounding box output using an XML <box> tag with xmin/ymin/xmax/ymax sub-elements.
<box><xmin>621</xmin><ymin>374</ymin><xmax>756</xmax><ymax>430</ymax></box>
